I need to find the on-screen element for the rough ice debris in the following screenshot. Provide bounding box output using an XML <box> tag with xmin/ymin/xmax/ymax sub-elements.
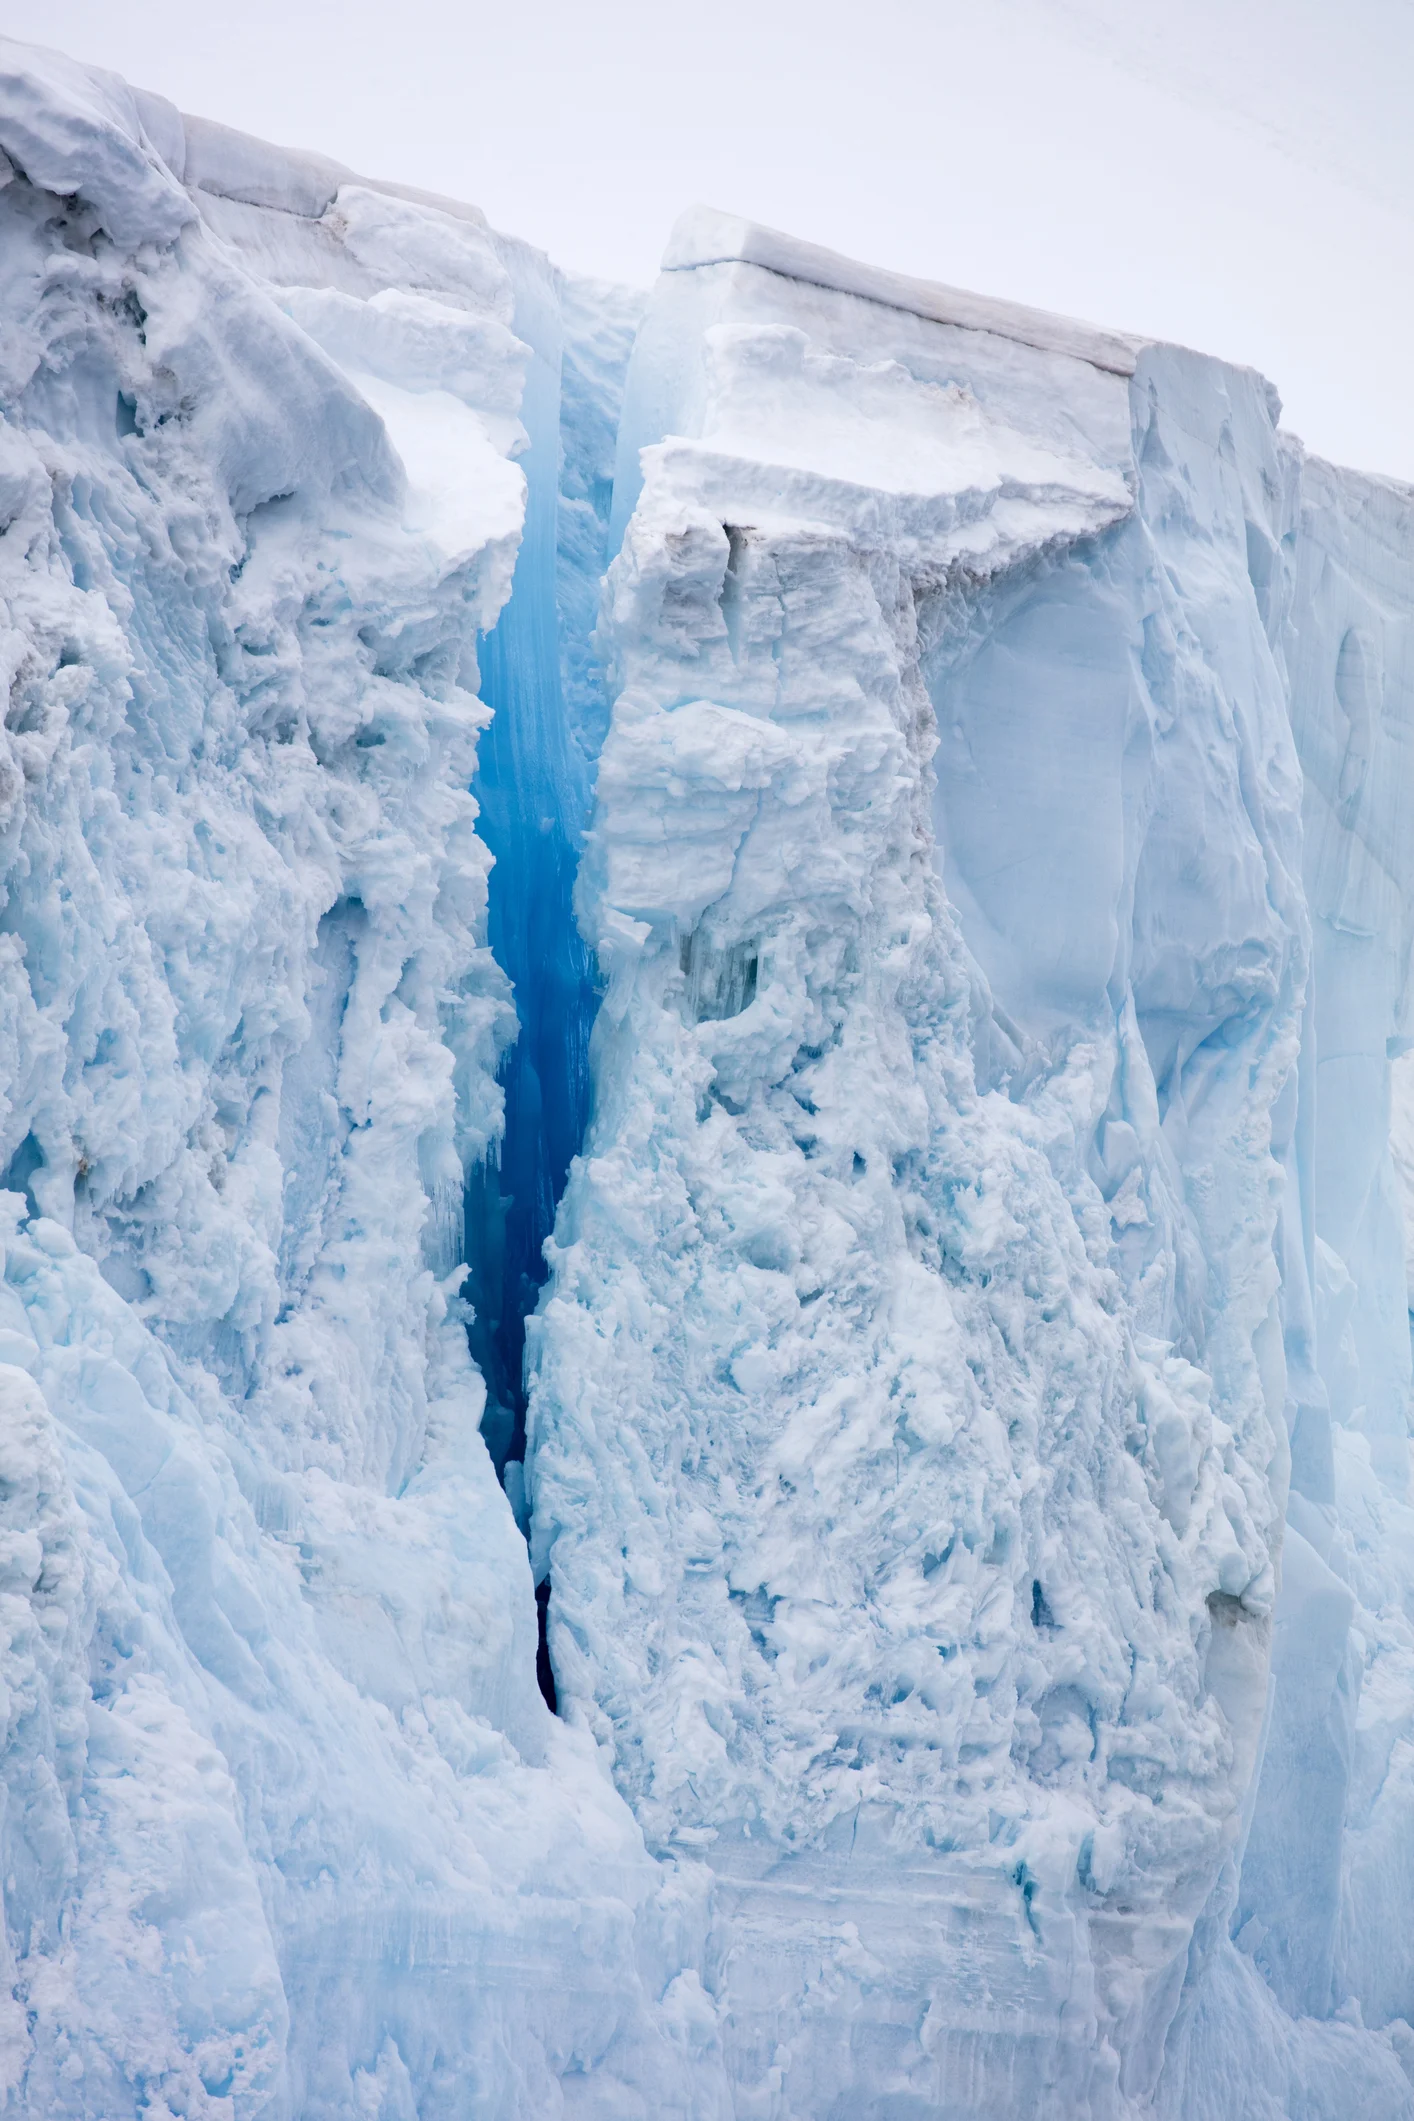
<box><xmin>2</xmin><ymin>34</ymin><xmax>1414</xmax><ymax>2121</ymax></box>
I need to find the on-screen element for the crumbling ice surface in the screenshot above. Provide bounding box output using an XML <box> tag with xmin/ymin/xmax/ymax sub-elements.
<box><xmin>2</xmin><ymin>33</ymin><xmax>1414</xmax><ymax>2121</ymax></box>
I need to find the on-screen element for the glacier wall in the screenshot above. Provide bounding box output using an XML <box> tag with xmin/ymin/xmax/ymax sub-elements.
<box><xmin>526</xmin><ymin>219</ymin><xmax>1414</xmax><ymax>2116</ymax></box>
<box><xmin>0</xmin><ymin>41</ymin><xmax>728</xmax><ymax>2121</ymax></box>
<box><xmin>2</xmin><ymin>32</ymin><xmax>1414</xmax><ymax>2121</ymax></box>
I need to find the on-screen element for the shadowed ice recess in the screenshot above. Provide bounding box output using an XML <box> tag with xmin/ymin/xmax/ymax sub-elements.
<box><xmin>462</xmin><ymin>243</ymin><xmax>606</xmax><ymax>1487</ymax></box>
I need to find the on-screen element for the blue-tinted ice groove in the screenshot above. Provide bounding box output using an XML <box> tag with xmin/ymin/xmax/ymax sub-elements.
<box><xmin>464</xmin><ymin>243</ymin><xmax>616</xmax><ymax>1477</ymax></box>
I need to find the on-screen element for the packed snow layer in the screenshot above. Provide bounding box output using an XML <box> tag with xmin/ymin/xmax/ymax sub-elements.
<box><xmin>3</xmin><ymin>33</ymin><xmax>1414</xmax><ymax>2121</ymax></box>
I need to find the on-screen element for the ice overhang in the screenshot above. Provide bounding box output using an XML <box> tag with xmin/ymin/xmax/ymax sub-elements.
<box><xmin>663</xmin><ymin>204</ymin><xmax>1142</xmax><ymax>379</ymax></box>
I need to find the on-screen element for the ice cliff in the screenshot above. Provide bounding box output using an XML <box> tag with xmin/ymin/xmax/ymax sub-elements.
<box><xmin>1</xmin><ymin>35</ymin><xmax>1414</xmax><ymax>2121</ymax></box>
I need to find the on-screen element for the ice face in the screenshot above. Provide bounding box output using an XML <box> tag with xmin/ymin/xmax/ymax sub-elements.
<box><xmin>2</xmin><ymin>33</ymin><xmax>1414</xmax><ymax>2121</ymax></box>
<box><xmin>0</xmin><ymin>39</ymin><xmax>724</xmax><ymax>2121</ymax></box>
<box><xmin>527</xmin><ymin>250</ymin><xmax>1294</xmax><ymax>2114</ymax></box>
<box><xmin>529</xmin><ymin>224</ymin><xmax>1414</xmax><ymax>2112</ymax></box>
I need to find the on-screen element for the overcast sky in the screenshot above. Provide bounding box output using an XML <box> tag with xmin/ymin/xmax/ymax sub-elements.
<box><xmin>10</xmin><ymin>0</ymin><xmax>1413</xmax><ymax>479</ymax></box>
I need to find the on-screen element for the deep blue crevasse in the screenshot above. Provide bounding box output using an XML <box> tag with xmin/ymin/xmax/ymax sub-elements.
<box><xmin>463</xmin><ymin>243</ymin><xmax>617</xmax><ymax>1481</ymax></box>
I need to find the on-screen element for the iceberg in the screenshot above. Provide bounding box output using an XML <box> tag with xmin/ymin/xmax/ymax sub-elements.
<box><xmin>0</xmin><ymin>32</ymin><xmax>1413</xmax><ymax>2120</ymax></box>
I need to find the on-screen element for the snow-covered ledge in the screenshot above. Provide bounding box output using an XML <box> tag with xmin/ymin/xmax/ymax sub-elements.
<box><xmin>662</xmin><ymin>201</ymin><xmax>1143</xmax><ymax>375</ymax></box>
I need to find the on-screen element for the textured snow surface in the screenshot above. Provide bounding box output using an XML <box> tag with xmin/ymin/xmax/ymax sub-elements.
<box><xmin>2</xmin><ymin>31</ymin><xmax>1414</xmax><ymax>2121</ymax></box>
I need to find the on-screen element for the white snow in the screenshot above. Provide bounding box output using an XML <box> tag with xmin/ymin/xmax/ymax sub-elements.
<box><xmin>663</xmin><ymin>203</ymin><xmax>1143</xmax><ymax>376</ymax></box>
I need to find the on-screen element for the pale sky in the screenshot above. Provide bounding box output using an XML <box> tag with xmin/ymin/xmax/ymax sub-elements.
<box><xmin>9</xmin><ymin>0</ymin><xmax>1413</xmax><ymax>480</ymax></box>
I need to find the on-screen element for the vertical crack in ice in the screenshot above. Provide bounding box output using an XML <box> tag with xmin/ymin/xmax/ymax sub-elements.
<box><xmin>467</xmin><ymin>587</ymin><xmax>595</xmax><ymax>1478</ymax></box>
<box><xmin>463</xmin><ymin>258</ymin><xmax>641</xmax><ymax>1500</ymax></box>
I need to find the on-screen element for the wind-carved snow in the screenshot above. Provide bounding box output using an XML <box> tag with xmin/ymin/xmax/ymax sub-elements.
<box><xmin>5</xmin><ymin>36</ymin><xmax>1414</xmax><ymax>2121</ymax></box>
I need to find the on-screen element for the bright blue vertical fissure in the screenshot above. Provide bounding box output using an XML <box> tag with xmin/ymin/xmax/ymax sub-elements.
<box><xmin>465</xmin><ymin>243</ymin><xmax>600</xmax><ymax>1477</ymax></box>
